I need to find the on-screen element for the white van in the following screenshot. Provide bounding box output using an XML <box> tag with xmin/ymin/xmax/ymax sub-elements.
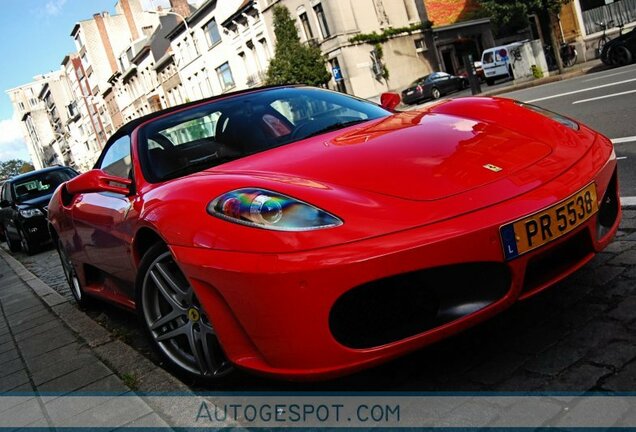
<box><xmin>481</xmin><ymin>42</ymin><xmax>524</xmax><ymax>86</ymax></box>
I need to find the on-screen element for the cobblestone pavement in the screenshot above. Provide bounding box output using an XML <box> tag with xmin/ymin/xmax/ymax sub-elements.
<box><xmin>4</xmin><ymin>209</ymin><xmax>636</xmax><ymax>391</ymax></box>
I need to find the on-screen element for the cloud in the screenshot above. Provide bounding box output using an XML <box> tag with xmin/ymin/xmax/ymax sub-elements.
<box><xmin>44</xmin><ymin>0</ymin><xmax>68</xmax><ymax>16</ymax></box>
<box><xmin>0</xmin><ymin>118</ymin><xmax>30</xmax><ymax>163</ymax></box>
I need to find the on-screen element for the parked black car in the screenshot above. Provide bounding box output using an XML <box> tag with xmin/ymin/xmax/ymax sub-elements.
<box><xmin>601</xmin><ymin>27</ymin><xmax>636</xmax><ymax>67</ymax></box>
<box><xmin>0</xmin><ymin>166</ymin><xmax>78</xmax><ymax>255</ymax></box>
<box><xmin>401</xmin><ymin>72</ymin><xmax>468</xmax><ymax>105</ymax></box>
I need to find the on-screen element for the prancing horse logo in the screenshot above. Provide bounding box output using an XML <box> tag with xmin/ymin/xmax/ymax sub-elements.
<box><xmin>483</xmin><ymin>164</ymin><xmax>503</xmax><ymax>172</ymax></box>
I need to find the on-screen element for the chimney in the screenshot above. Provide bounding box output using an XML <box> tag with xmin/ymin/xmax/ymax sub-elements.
<box><xmin>93</xmin><ymin>13</ymin><xmax>118</xmax><ymax>74</ymax></box>
<box><xmin>119</xmin><ymin>0</ymin><xmax>140</xmax><ymax>40</ymax></box>
<box><xmin>169</xmin><ymin>0</ymin><xmax>192</xmax><ymax>20</ymax></box>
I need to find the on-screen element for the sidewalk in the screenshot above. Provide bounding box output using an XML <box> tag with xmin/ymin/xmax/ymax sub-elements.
<box><xmin>0</xmin><ymin>250</ymin><xmax>181</xmax><ymax>428</ymax></box>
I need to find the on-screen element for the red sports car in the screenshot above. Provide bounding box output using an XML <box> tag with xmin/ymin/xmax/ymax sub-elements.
<box><xmin>48</xmin><ymin>86</ymin><xmax>620</xmax><ymax>382</ymax></box>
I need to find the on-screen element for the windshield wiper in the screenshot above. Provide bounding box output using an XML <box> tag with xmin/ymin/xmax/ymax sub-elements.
<box><xmin>303</xmin><ymin>119</ymin><xmax>370</xmax><ymax>139</ymax></box>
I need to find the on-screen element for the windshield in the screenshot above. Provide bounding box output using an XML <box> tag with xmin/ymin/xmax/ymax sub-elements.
<box><xmin>139</xmin><ymin>87</ymin><xmax>390</xmax><ymax>182</ymax></box>
<box><xmin>13</xmin><ymin>170</ymin><xmax>74</xmax><ymax>202</ymax></box>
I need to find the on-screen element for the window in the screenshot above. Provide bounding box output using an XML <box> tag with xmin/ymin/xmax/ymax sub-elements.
<box><xmin>12</xmin><ymin>170</ymin><xmax>75</xmax><ymax>203</ymax></box>
<box><xmin>299</xmin><ymin>12</ymin><xmax>313</xmax><ymax>40</ymax></box>
<box><xmin>313</xmin><ymin>3</ymin><xmax>331</xmax><ymax>38</ymax></box>
<box><xmin>1</xmin><ymin>183</ymin><xmax>12</xmax><ymax>203</ymax></box>
<box><xmin>205</xmin><ymin>18</ymin><xmax>221</xmax><ymax>47</ymax></box>
<box><xmin>100</xmin><ymin>135</ymin><xmax>132</xmax><ymax>179</ymax></box>
<box><xmin>415</xmin><ymin>38</ymin><xmax>427</xmax><ymax>52</ymax></box>
<box><xmin>216</xmin><ymin>62</ymin><xmax>235</xmax><ymax>91</ymax></box>
<box><xmin>17</xmin><ymin>102</ymin><xmax>25</xmax><ymax>111</ymax></box>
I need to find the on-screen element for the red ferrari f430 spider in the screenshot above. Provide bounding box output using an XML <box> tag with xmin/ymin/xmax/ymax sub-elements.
<box><xmin>47</xmin><ymin>86</ymin><xmax>621</xmax><ymax>381</ymax></box>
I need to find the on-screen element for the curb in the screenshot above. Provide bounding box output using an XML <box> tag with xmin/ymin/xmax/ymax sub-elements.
<box><xmin>0</xmin><ymin>248</ymin><xmax>206</xmax><ymax>426</ymax></box>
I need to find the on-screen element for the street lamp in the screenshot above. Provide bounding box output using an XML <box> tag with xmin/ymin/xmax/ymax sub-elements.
<box><xmin>147</xmin><ymin>9</ymin><xmax>190</xmax><ymax>31</ymax></box>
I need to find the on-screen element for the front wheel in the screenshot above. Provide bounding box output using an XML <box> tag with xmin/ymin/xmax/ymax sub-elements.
<box><xmin>611</xmin><ymin>45</ymin><xmax>633</xmax><ymax>66</ymax></box>
<box><xmin>57</xmin><ymin>238</ymin><xmax>91</xmax><ymax>307</ymax></box>
<box><xmin>19</xmin><ymin>228</ymin><xmax>35</xmax><ymax>256</ymax></box>
<box><xmin>431</xmin><ymin>87</ymin><xmax>441</xmax><ymax>99</ymax></box>
<box><xmin>137</xmin><ymin>243</ymin><xmax>233</xmax><ymax>381</ymax></box>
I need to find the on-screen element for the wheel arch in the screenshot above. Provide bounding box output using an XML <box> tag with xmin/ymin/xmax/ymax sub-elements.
<box><xmin>132</xmin><ymin>226</ymin><xmax>168</xmax><ymax>268</ymax></box>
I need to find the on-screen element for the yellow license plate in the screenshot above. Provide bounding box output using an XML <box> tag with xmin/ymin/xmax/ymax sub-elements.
<box><xmin>500</xmin><ymin>183</ymin><xmax>598</xmax><ymax>260</ymax></box>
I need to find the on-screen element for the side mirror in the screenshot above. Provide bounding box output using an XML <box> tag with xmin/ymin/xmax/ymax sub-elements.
<box><xmin>380</xmin><ymin>92</ymin><xmax>401</xmax><ymax>111</ymax></box>
<box><xmin>0</xmin><ymin>200</ymin><xmax>10</xmax><ymax>208</ymax></box>
<box><xmin>65</xmin><ymin>169</ymin><xmax>132</xmax><ymax>196</ymax></box>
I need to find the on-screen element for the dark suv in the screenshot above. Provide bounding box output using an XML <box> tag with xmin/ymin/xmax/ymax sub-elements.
<box><xmin>0</xmin><ymin>166</ymin><xmax>78</xmax><ymax>255</ymax></box>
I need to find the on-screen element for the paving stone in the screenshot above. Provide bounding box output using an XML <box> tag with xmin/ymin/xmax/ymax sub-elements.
<box><xmin>13</xmin><ymin>321</ymin><xmax>66</xmax><ymax>342</ymax></box>
<box><xmin>604</xmin><ymin>241</ymin><xmax>636</xmax><ymax>254</ymax></box>
<box><xmin>609</xmin><ymin>296</ymin><xmax>636</xmax><ymax>322</ymax></box>
<box><xmin>588</xmin><ymin>341</ymin><xmax>636</xmax><ymax>369</ymax></box>
<box><xmin>488</xmin><ymin>398</ymin><xmax>563</xmax><ymax>427</ymax></box>
<box><xmin>24</xmin><ymin>342</ymin><xmax>86</xmax><ymax>372</ymax></box>
<box><xmin>555</xmin><ymin>395</ymin><xmax>630</xmax><ymax>427</ymax></box>
<box><xmin>525</xmin><ymin>343</ymin><xmax>590</xmax><ymax>376</ymax></box>
<box><xmin>465</xmin><ymin>351</ymin><xmax>528</xmax><ymax>386</ymax></box>
<box><xmin>569</xmin><ymin>320</ymin><xmax>630</xmax><ymax>349</ymax></box>
<box><xmin>547</xmin><ymin>363</ymin><xmax>611</xmax><ymax>391</ymax></box>
<box><xmin>435</xmin><ymin>401</ymin><xmax>500</xmax><ymax>427</ymax></box>
<box><xmin>0</xmin><ymin>369</ymin><xmax>30</xmax><ymax>392</ymax></box>
<box><xmin>0</xmin><ymin>349</ymin><xmax>20</xmax><ymax>366</ymax></box>
<box><xmin>0</xmin><ymin>358</ymin><xmax>25</xmax><ymax>379</ymax></box>
<box><xmin>601</xmin><ymin>361</ymin><xmax>636</xmax><ymax>392</ymax></box>
<box><xmin>620</xmin><ymin>218</ymin><xmax>636</xmax><ymax>230</ymax></box>
<box><xmin>17</xmin><ymin>329</ymin><xmax>76</xmax><ymax>358</ymax></box>
<box><xmin>31</xmin><ymin>353</ymin><xmax>105</xmax><ymax>386</ymax></box>
<box><xmin>571</xmin><ymin>266</ymin><xmax>625</xmax><ymax>287</ymax></box>
<box><xmin>610</xmin><ymin>250</ymin><xmax>636</xmax><ymax>265</ymax></box>
<box><xmin>0</xmin><ymin>397</ymin><xmax>47</xmax><ymax>428</ymax></box>
<box><xmin>36</xmin><ymin>361</ymin><xmax>113</xmax><ymax>394</ymax></box>
<box><xmin>77</xmin><ymin>374</ymin><xmax>129</xmax><ymax>394</ymax></box>
<box><xmin>496</xmin><ymin>373</ymin><xmax>549</xmax><ymax>392</ymax></box>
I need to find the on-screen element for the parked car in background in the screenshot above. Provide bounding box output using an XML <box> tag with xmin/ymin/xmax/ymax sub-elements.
<box><xmin>601</xmin><ymin>27</ymin><xmax>636</xmax><ymax>66</ymax></box>
<box><xmin>481</xmin><ymin>42</ymin><xmax>523</xmax><ymax>85</ymax></box>
<box><xmin>0</xmin><ymin>166</ymin><xmax>78</xmax><ymax>255</ymax></box>
<box><xmin>401</xmin><ymin>72</ymin><xmax>468</xmax><ymax>105</ymax></box>
<box><xmin>48</xmin><ymin>85</ymin><xmax>620</xmax><ymax>382</ymax></box>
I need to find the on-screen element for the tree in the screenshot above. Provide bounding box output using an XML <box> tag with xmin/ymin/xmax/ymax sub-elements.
<box><xmin>0</xmin><ymin>159</ymin><xmax>33</xmax><ymax>180</ymax></box>
<box><xmin>265</xmin><ymin>5</ymin><xmax>331</xmax><ymax>87</ymax></box>
<box><xmin>477</xmin><ymin>0</ymin><xmax>572</xmax><ymax>74</ymax></box>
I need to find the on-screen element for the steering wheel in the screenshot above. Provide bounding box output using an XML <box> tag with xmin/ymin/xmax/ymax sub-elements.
<box><xmin>148</xmin><ymin>133</ymin><xmax>175</xmax><ymax>150</ymax></box>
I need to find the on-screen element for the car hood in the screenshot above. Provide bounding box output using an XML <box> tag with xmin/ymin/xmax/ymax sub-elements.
<box><xmin>17</xmin><ymin>193</ymin><xmax>53</xmax><ymax>210</ymax></box>
<box><xmin>209</xmin><ymin>98</ymin><xmax>592</xmax><ymax>202</ymax></box>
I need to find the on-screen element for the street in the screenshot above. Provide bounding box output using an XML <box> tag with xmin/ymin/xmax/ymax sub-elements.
<box><xmin>5</xmin><ymin>64</ymin><xmax>636</xmax><ymax>395</ymax></box>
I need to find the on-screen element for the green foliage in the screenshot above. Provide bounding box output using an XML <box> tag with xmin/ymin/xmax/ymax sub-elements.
<box><xmin>348</xmin><ymin>22</ymin><xmax>430</xmax><ymax>45</ymax></box>
<box><xmin>0</xmin><ymin>160</ymin><xmax>33</xmax><ymax>180</ymax></box>
<box><xmin>373</xmin><ymin>44</ymin><xmax>390</xmax><ymax>81</ymax></box>
<box><xmin>265</xmin><ymin>5</ymin><xmax>331</xmax><ymax>86</ymax></box>
<box><xmin>477</xmin><ymin>0</ymin><xmax>572</xmax><ymax>37</ymax></box>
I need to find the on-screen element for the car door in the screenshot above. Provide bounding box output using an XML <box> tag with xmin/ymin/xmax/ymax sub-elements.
<box><xmin>0</xmin><ymin>182</ymin><xmax>18</xmax><ymax>240</ymax></box>
<box><xmin>70</xmin><ymin>134</ymin><xmax>138</xmax><ymax>297</ymax></box>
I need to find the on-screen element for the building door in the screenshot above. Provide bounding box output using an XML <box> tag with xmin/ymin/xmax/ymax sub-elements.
<box><xmin>442</xmin><ymin>50</ymin><xmax>456</xmax><ymax>75</ymax></box>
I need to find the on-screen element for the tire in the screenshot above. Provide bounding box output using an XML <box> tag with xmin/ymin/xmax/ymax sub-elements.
<box><xmin>431</xmin><ymin>87</ymin><xmax>441</xmax><ymax>99</ymax></box>
<box><xmin>137</xmin><ymin>243</ymin><xmax>233</xmax><ymax>382</ymax></box>
<box><xmin>5</xmin><ymin>226</ymin><xmax>20</xmax><ymax>253</ymax></box>
<box><xmin>563</xmin><ymin>49</ymin><xmax>577</xmax><ymax>68</ymax></box>
<box><xmin>486</xmin><ymin>78</ymin><xmax>494</xmax><ymax>86</ymax></box>
<box><xmin>57</xmin><ymin>238</ymin><xmax>92</xmax><ymax>307</ymax></box>
<box><xmin>18</xmin><ymin>228</ymin><xmax>35</xmax><ymax>255</ymax></box>
<box><xmin>610</xmin><ymin>45</ymin><xmax>633</xmax><ymax>66</ymax></box>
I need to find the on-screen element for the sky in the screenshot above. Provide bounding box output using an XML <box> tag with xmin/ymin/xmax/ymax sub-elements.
<box><xmin>0</xmin><ymin>0</ymin><xmax>171</xmax><ymax>163</ymax></box>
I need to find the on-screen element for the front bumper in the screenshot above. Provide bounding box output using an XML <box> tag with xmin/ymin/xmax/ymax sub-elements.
<box><xmin>171</xmin><ymin>158</ymin><xmax>620</xmax><ymax>380</ymax></box>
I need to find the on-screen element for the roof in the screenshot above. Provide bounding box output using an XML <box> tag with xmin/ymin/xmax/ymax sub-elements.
<box><xmin>6</xmin><ymin>166</ymin><xmax>73</xmax><ymax>184</ymax></box>
<box><xmin>221</xmin><ymin>0</ymin><xmax>253</xmax><ymax>27</ymax></box>
<box><xmin>166</xmin><ymin>1</ymin><xmax>209</xmax><ymax>40</ymax></box>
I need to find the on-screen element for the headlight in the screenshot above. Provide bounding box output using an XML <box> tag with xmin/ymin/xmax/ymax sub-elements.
<box><xmin>516</xmin><ymin>102</ymin><xmax>579</xmax><ymax>130</ymax></box>
<box><xmin>19</xmin><ymin>208</ymin><xmax>43</xmax><ymax>218</ymax></box>
<box><xmin>208</xmin><ymin>189</ymin><xmax>343</xmax><ymax>231</ymax></box>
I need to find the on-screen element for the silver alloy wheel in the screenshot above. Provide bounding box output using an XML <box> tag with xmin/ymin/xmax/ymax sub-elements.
<box><xmin>432</xmin><ymin>87</ymin><xmax>441</xmax><ymax>99</ymax></box>
<box><xmin>58</xmin><ymin>240</ymin><xmax>82</xmax><ymax>301</ymax></box>
<box><xmin>141</xmin><ymin>251</ymin><xmax>232</xmax><ymax>378</ymax></box>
